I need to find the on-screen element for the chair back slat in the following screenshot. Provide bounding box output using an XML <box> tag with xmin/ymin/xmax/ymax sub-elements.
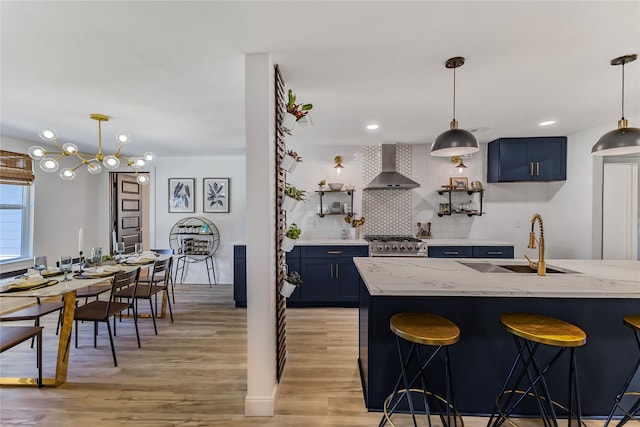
<box><xmin>104</xmin><ymin>267</ymin><xmax>140</xmax><ymax>316</ymax></box>
<box><xmin>152</xmin><ymin>257</ymin><xmax>172</xmax><ymax>286</ymax></box>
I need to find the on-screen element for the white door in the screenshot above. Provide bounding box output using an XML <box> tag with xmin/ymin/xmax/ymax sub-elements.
<box><xmin>602</xmin><ymin>163</ymin><xmax>638</xmax><ymax>260</ymax></box>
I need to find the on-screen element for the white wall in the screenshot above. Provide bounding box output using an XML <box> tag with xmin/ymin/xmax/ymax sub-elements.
<box><xmin>153</xmin><ymin>155</ymin><xmax>246</xmax><ymax>284</ymax></box>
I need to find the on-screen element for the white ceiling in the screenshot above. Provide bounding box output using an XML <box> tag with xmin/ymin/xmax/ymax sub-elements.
<box><xmin>2</xmin><ymin>1</ymin><xmax>639</xmax><ymax>158</ymax></box>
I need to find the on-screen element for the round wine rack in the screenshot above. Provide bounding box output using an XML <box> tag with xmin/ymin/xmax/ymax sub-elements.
<box><xmin>169</xmin><ymin>217</ymin><xmax>220</xmax><ymax>262</ymax></box>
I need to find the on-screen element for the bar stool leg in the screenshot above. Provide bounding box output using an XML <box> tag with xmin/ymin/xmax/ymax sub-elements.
<box><xmin>604</xmin><ymin>350</ymin><xmax>640</xmax><ymax>427</ymax></box>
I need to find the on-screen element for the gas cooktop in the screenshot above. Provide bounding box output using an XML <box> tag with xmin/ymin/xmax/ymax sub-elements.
<box><xmin>365</xmin><ymin>235</ymin><xmax>426</xmax><ymax>256</ymax></box>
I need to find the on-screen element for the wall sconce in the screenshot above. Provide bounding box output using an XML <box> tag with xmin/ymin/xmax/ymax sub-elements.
<box><xmin>451</xmin><ymin>155</ymin><xmax>468</xmax><ymax>173</ymax></box>
<box><xmin>334</xmin><ymin>155</ymin><xmax>344</xmax><ymax>174</ymax></box>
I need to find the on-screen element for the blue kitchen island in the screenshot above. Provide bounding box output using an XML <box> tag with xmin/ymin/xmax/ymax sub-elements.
<box><xmin>354</xmin><ymin>257</ymin><xmax>640</xmax><ymax>416</ymax></box>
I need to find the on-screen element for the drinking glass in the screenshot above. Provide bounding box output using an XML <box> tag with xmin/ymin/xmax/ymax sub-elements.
<box><xmin>115</xmin><ymin>242</ymin><xmax>125</xmax><ymax>261</ymax></box>
<box><xmin>33</xmin><ymin>255</ymin><xmax>47</xmax><ymax>274</ymax></box>
<box><xmin>59</xmin><ymin>256</ymin><xmax>72</xmax><ymax>281</ymax></box>
<box><xmin>135</xmin><ymin>243</ymin><xmax>143</xmax><ymax>256</ymax></box>
<box><xmin>90</xmin><ymin>247</ymin><xmax>102</xmax><ymax>265</ymax></box>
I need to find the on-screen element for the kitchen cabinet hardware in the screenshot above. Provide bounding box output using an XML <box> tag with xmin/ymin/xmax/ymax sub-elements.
<box><xmin>316</xmin><ymin>189</ymin><xmax>355</xmax><ymax>218</ymax></box>
<box><xmin>327</xmin><ymin>251</ymin><xmax>342</xmax><ymax>254</ymax></box>
<box><xmin>487</xmin><ymin>137</ymin><xmax>566</xmax><ymax>182</ymax></box>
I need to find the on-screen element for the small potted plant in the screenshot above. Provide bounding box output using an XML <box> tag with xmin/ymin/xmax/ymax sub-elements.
<box><xmin>281</xmin><ymin>270</ymin><xmax>303</xmax><ymax>298</ymax></box>
<box><xmin>282</xmin><ymin>223</ymin><xmax>301</xmax><ymax>252</ymax></box>
<box><xmin>281</xmin><ymin>90</ymin><xmax>313</xmax><ymax>133</ymax></box>
<box><xmin>282</xmin><ymin>183</ymin><xmax>307</xmax><ymax>211</ymax></box>
<box><xmin>318</xmin><ymin>179</ymin><xmax>326</xmax><ymax>191</ymax></box>
<box><xmin>280</xmin><ymin>149</ymin><xmax>302</xmax><ymax>173</ymax></box>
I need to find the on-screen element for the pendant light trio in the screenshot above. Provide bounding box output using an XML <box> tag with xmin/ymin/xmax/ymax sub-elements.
<box><xmin>431</xmin><ymin>54</ymin><xmax>640</xmax><ymax>157</ymax></box>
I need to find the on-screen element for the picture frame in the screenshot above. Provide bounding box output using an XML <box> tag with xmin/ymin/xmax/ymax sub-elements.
<box><xmin>450</xmin><ymin>176</ymin><xmax>469</xmax><ymax>190</ymax></box>
<box><xmin>168</xmin><ymin>178</ymin><xmax>195</xmax><ymax>213</ymax></box>
<box><xmin>203</xmin><ymin>178</ymin><xmax>230</xmax><ymax>213</ymax></box>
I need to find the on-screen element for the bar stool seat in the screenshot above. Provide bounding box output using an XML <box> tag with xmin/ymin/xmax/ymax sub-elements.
<box><xmin>604</xmin><ymin>315</ymin><xmax>640</xmax><ymax>427</ymax></box>
<box><xmin>381</xmin><ymin>312</ymin><xmax>461</xmax><ymax>427</ymax></box>
<box><xmin>489</xmin><ymin>313</ymin><xmax>587</xmax><ymax>427</ymax></box>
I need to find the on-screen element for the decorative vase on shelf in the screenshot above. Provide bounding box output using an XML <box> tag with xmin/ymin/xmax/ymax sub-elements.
<box><xmin>281</xmin><ymin>195</ymin><xmax>298</xmax><ymax>211</ymax></box>
<box><xmin>280</xmin><ymin>153</ymin><xmax>299</xmax><ymax>173</ymax></box>
<box><xmin>281</xmin><ymin>112</ymin><xmax>297</xmax><ymax>133</ymax></box>
<box><xmin>282</xmin><ymin>236</ymin><xmax>296</xmax><ymax>252</ymax></box>
<box><xmin>280</xmin><ymin>280</ymin><xmax>297</xmax><ymax>298</ymax></box>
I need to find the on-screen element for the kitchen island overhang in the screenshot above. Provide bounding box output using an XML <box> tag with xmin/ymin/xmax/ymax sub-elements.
<box><xmin>354</xmin><ymin>257</ymin><xmax>640</xmax><ymax>416</ymax></box>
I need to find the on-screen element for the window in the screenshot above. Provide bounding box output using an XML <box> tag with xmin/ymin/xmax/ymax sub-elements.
<box><xmin>0</xmin><ymin>151</ymin><xmax>34</xmax><ymax>263</ymax></box>
<box><xmin>0</xmin><ymin>184</ymin><xmax>32</xmax><ymax>262</ymax></box>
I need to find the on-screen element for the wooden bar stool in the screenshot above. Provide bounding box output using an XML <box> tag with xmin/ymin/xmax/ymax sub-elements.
<box><xmin>488</xmin><ymin>313</ymin><xmax>587</xmax><ymax>427</ymax></box>
<box><xmin>604</xmin><ymin>315</ymin><xmax>640</xmax><ymax>427</ymax></box>
<box><xmin>380</xmin><ymin>312</ymin><xmax>461</xmax><ymax>427</ymax></box>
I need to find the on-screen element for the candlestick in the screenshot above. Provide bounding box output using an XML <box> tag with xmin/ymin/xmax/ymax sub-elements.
<box><xmin>78</xmin><ymin>228</ymin><xmax>83</xmax><ymax>254</ymax></box>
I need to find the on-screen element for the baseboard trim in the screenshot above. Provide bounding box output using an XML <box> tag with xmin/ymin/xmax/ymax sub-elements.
<box><xmin>244</xmin><ymin>383</ymin><xmax>279</xmax><ymax>416</ymax></box>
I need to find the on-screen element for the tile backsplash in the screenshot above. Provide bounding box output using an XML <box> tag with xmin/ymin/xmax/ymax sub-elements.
<box><xmin>362</xmin><ymin>144</ymin><xmax>413</xmax><ymax>236</ymax></box>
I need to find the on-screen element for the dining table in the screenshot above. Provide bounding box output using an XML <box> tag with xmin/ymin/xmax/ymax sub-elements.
<box><xmin>0</xmin><ymin>255</ymin><xmax>164</xmax><ymax>387</ymax></box>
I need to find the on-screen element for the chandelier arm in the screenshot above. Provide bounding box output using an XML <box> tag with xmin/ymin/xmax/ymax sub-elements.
<box><xmin>115</xmin><ymin>145</ymin><xmax>123</xmax><ymax>156</ymax></box>
<box><xmin>97</xmin><ymin>118</ymin><xmax>104</xmax><ymax>159</ymax></box>
<box><xmin>51</xmin><ymin>138</ymin><xmax>65</xmax><ymax>153</ymax></box>
<box><xmin>72</xmin><ymin>152</ymin><xmax>98</xmax><ymax>161</ymax></box>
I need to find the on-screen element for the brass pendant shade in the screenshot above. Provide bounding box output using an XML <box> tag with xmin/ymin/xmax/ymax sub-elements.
<box><xmin>592</xmin><ymin>54</ymin><xmax>640</xmax><ymax>156</ymax></box>
<box><xmin>431</xmin><ymin>57</ymin><xmax>479</xmax><ymax>157</ymax></box>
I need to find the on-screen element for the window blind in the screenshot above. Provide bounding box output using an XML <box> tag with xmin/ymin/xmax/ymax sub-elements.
<box><xmin>0</xmin><ymin>150</ymin><xmax>35</xmax><ymax>185</ymax></box>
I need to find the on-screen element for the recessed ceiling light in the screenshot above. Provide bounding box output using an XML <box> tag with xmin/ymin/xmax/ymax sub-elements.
<box><xmin>366</xmin><ymin>123</ymin><xmax>379</xmax><ymax>130</ymax></box>
<box><xmin>539</xmin><ymin>120</ymin><xmax>556</xmax><ymax>126</ymax></box>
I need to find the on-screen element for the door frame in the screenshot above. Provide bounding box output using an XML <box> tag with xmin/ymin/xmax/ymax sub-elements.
<box><xmin>109</xmin><ymin>172</ymin><xmax>151</xmax><ymax>254</ymax></box>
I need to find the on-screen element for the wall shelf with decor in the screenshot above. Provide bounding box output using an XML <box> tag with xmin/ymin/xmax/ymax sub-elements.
<box><xmin>436</xmin><ymin>189</ymin><xmax>484</xmax><ymax>217</ymax></box>
<box><xmin>316</xmin><ymin>189</ymin><xmax>355</xmax><ymax>218</ymax></box>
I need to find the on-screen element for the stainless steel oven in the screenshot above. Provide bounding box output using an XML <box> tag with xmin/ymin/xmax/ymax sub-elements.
<box><xmin>364</xmin><ymin>235</ymin><xmax>427</xmax><ymax>257</ymax></box>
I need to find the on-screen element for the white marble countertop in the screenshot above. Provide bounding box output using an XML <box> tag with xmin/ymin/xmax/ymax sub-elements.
<box><xmin>232</xmin><ymin>239</ymin><xmax>368</xmax><ymax>246</ymax></box>
<box><xmin>354</xmin><ymin>257</ymin><xmax>640</xmax><ymax>298</ymax></box>
<box><xmin>422</xmin><ymin>239</ymin><xmax>514</xmax><ymax>246</ymax></box>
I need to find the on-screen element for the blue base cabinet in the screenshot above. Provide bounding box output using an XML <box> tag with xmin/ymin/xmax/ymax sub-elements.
<box><xmin>487</xmin><ymin>137</ymin><xmax>567</xmax><ymax>182</ymax></box>
<box><xmin>233</xmin><ymin>245</ymin><xmax>367</xmax><ymax>307</ymax></box>
<box><xmin>428</xmin><ymin>245</ymin><xmax>514</xmax><ymax>259</ymax></box>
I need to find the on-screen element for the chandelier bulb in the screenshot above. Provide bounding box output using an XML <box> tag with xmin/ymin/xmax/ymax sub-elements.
<box><xmin>60</xmin><ymin>168</ymin><xmax>76</xmax><ymax>180</ymax></box>
<box><xmin>39</xmin><ymin>157</ymin><xmax>59</xmax><ymax>172</ymax></box>
<box><xmin>39</xmin><ymin>128</ymin><xmax>57</xmax><ymax>141</ymax></box>
<box><xmin>136</xmin><ymin>174</ymin><xmax>150</xmax><ymax>185</ymax></box>
<box><xmin>133</xmin><ymin>157</ymin><xmax>148</xmax><ymax>169</ymax></box>
<box><xmin>116</xmin><ymin>132</ymin><xmax>131</xmax><ymax>144</ymax></box>
<box><xmin>62</xmin><ymin>143</ymin><xmax>78</xmax><ymax>155</ymax></box>
<box><xmin>144</xmin><ymin>152</ymin><xmax>156</xmax><ymax>163</ymax></box>
<box><xmin>87</xmin><ymin>162</ymin><xmax>102</xmax><ymax>175</ymax></box>
<box><xmin>103</xmin><ymin>155</ymin><xmax>121</xmax><ymax>170</ymax></box>
<box><xmin>28</xmin><ymin>146</ymin><xmax>46</xmax><ymax>159</ymax></box>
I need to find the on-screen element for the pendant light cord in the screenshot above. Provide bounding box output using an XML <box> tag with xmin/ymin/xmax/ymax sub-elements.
<box><xmin>452</xmin><ymin>66</ymin><xmax>456</xmax><ymax>121</ymax></box>
<box><xmin>621</xmin><ymin>61</ymin><xmax>625</xmax><ymax>120</ymax></box>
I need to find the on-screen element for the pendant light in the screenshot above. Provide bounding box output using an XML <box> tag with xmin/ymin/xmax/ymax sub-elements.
<box><xmin>431</xmin><ymin>57</ymin><xmax>479</xmax><ymax>157</ymax></box>
<box><xmin>592</xmin><ymin>54</ymin><xmax>640</xmax><ymax>156</ymax></box>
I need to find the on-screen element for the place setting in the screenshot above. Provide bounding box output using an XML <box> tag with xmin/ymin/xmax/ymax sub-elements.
<box><xmin>120</xmin><ymin>243</ymin><xmax>157</xmax><ymax>266</ymax></box>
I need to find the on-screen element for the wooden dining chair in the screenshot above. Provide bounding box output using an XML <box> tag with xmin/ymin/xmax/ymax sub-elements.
<box><xmin>114</xmin><ymin>257</ymin><xmax>173</xmax><ymax>336</ymax></box>
<box><xmin>0</xmin><ymin>298</ymin><xmax>63</xmax><ymax>348</ymax></box>
<box><xmin>73</xmin><ymin>267</ymin><xmax>141</xmax><ymax>366</ymax></box>
<box><xmin>0</xmin><ymin>325</ymin><xmax>44</xmax><ymax>387</ymax></box>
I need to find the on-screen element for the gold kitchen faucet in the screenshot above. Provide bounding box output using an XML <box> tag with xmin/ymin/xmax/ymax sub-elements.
<box><xmin>525</xmin><ymin>213</ymin><xmax>546</xmax><ymax>276</ymax></box>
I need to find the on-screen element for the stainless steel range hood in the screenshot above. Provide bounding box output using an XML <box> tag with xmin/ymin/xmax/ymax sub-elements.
<box><xmin>364</xmin><ymin>144</ymin><xmax>420</xmax><ymax>190</ymax></box>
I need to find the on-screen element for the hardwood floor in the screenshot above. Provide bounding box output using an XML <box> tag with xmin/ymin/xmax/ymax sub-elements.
<box><xmin>0</xmin><ymin>284</ymin><xmax>612</xmax><ymax>426</ymax></box>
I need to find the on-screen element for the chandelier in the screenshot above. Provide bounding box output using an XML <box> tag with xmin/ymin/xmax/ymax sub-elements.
<box><xmin>27</xmin><ymin>114</ymin><xmax>155</xmax><ymax>184</ymax></box>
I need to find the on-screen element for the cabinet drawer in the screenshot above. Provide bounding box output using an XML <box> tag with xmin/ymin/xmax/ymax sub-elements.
<box><xmin>428</xmin><ymin>246</ymin><xmax>472</xmax><ymax>258</ymax></box>
<box><xmin>301</xmin><ymin>245</ymin><xmax>368</xmax><ymax>258</ymax></box>
<box><xmin>472</xmin><ymin>246</ymin><xmax>514</xmax><ymax>258</ymax></box>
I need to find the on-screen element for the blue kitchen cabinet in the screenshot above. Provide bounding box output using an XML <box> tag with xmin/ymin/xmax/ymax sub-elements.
<box><xmin>428</xmin><ymin>245</ymin><xmax>514</xmax><ymax>259</ymax></box>
<box><xmin>233</xmin><ymin>244</ymin><xmax>366</xmax><ymax>307</ymax></box>
<box><xmin>300</xmin><ymin>245</ymin><xmax>368</xmax><ymax>306</ymax></box>
<box><xmin>487</xmin><ymin>137</ymin><xmax>567</xmax><ymax>182</ymax></box>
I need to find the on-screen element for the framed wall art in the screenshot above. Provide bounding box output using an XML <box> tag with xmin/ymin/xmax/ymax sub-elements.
<box><xmin>450</xmin><ymin>176</ymin><xmax>468</xmax><ymax>190</ymax></box>
<box><xmin>168</xmin><ymin>178</ymin><xmax>195</xmax><ymax>213</ymax></box>
<box><xmin>203</xmin><ymin>178</ymin><xmax>230</xmax><ymax>213</ymax></box>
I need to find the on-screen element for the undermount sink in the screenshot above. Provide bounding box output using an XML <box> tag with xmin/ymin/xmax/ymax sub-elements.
<box><xmin>459</xmin><ymin>261</ymin><xmax>580</xmax><ymax>274</ymax></box>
